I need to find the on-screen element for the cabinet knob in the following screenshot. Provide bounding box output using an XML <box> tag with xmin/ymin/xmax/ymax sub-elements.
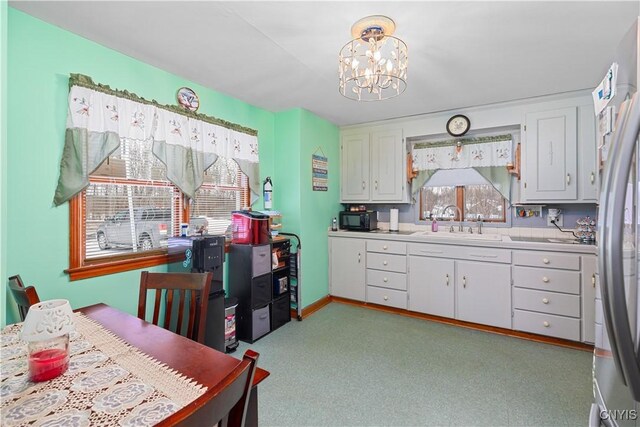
<box><xmin>383</xmin><ymin>245</ymin><xmax>388</xmax><ymax>250</ymax></box>
<box><xmin>542</xmin><ymin>276</ymin><xmax>549</xmax><ymax>283</ymax></box>
<box><xmin>384</xmin><ymin>295</ymin><xmax>389</xmax><ymax>301</ymax></box>
<box><xmin>543</xmin><ymin>321</ymin><xmax>550</xmax><ymax>327</ymax></box>
<box><xmin>543</xmin><ymin>258</ymin><xmax>550</xmax><ymax>264</ymax></box>
<box><xmin>542</xmin><ymin>298</ymin><xmax>549</xmax><ymax>304</ymax></box>
<box><xmin>383</xmin><ymin>277</ymin><xmax>388</xmax><ymax>283</ymax></box>
<box><xmin>383</xmin><ymin>261</ymin><xmax>388</xmax><ymax>266</ymax></box>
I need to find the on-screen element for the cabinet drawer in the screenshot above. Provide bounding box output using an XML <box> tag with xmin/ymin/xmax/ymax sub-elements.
<box><xmin>366</xmin><ymin>286</ymin><xmax>407</xmax><ymax>309</ymax></box>
<box><xmin>457</xmin><ymin>246</ymin><xmax>511</xmax><ymax>264</ymax></box>
<box><xmin>512</xmin><ymin>266</ymin><xmax>580</xmax><ymax>294</ymax></box>
<box><xmin>367</xmin><ymin>240</ymin><xmax>406</xmax><ymax>255</ymax></box>
<box><xmin>513</xmin><ymin>288</ymin><xmax>580</xmax><ymax>318</ymax></box>
<box><xmin>367</xmin><ymin>269</ymin><xmax>407</xmax><ymax>291</ymax></box>
<box><xmin>513</xmin><ymin>309</ymin><xmax>580</xmax><ymax>341</ymax></box>
<box><xmin>252</xmin><ymin>245</ymin><xmax>272</xmax><ymax>277</ymax></box>
<box><xmin>408</xmin><ymin>243</ymin><xmax>455</xmax><ymax>258</ymax></box>
<box><xmin>367</xmin><ymin>253</ymin><xmax>406</xmax><ymax>273</ymax></box>
<box><xmin>513</xmin><ymin>251</ymin><xmax>580</xmax><ymax>270</ymax></box>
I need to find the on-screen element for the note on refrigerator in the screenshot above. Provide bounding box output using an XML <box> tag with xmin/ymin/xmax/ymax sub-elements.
<box><xmin>592</xmin><ymin>63</ymin><xmax>618</xmax><ymax>115</ymax></box>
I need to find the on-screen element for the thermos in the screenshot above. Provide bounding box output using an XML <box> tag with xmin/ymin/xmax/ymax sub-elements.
<box><xmin>263</xmin><ymin>177</ymin><xmax>273</xmax><ymax>210</ymax></box>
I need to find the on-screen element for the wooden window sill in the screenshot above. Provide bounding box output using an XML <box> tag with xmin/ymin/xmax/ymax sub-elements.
<box><xmin>66</xmin><ymin>241</ymin><xmax>232</xmax><ymax>281</ymax></box>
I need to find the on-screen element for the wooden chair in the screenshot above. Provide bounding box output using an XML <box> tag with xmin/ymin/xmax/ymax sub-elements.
<box><xmin>138</xmin><ymin>271</ymin><xmax>213</xmax><ymax>343</ymax></box>
<box><xmin>157</xmin><ymin>349</ymin><xmax>260</xmax><ymax>427</ymax></box>
<box><xmin>8</xmin><ymin>275</ymin><xmax>41</xmax><ymax>321</ymax></box>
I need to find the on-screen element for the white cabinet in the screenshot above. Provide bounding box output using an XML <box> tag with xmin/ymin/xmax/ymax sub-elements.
<box><xmin>582</xmin><ymin>255</ymin><xmax>597</xmax><ymax>344</ymax></box>
<box><xmin>366</xmin><ymin>240</ymin><xmax>407</xmax><ymax>309</ymax></box>
<box><xmin>340</xmin><ymin>127</ymin><xmax>406</xmax><ymax>203</ymax></box>
<box><xmin>456</xmin><ymin>261</ymin><xmax>511</xmax><ymax>328</ymax></box>
<box><xmin>340</xmin><ymin>132</ymin><xmax>370</xmax><ymax>201</ymax></box>
<box><xmin>408</xmin><ymin>256</ymin><xmax>454</xmax><ymax>318</ymax></box>
<box><xmin>523</xmin><ymin>107</ymin><xmax>578</xmax><ymax>201</ymax></box>
<box><xmin>329</xmin><ymin>237</ymin><xmax>366</xmax><ymax>301</ymax></box>
<box><xmin>578</xmin><ymin>105</ymin><xmax>598</xmax><ymax>201</ymax></box>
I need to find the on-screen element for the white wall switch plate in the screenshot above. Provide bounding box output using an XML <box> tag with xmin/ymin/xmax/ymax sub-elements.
<box><xmin>547</xmin><ymin>214</ymin><xmax>563</xmax><ymax>227</ymax></box>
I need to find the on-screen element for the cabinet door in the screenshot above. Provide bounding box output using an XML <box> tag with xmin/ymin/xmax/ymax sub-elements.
<box><xmin>578</xmin><ymin>105</ymin><xmax>598</xmax><ymax>201</ymax></box>
<box><xmin>408</xmin><ymin>256</ymin><xmax>454</xmax><ymax>318</ymax></box>
<box><xmin>523</xmin><ymin>107</ymin><xmax>577</xmax><ymax>201</ymax></box>
<box><xmin>329</xmin><ymin>237</ymin><xmax>366</xmax><ymax>301</ymax></box>
<box><xmin>582</xmin><ymin>255</ymin><xmax>597</xmax><ymax>343</ymax></box>
<box><xmin>370</xmin><ymin>129</ymin><xmax>404</xmax><ymax>201</ymax></box>
<box><xmin>341</xmin><ymin>132</ymin><xmax>370</xmax><ymax>201</ymax></box>
<box><xmin>457</xmin><ymin>261</ymin><xmax>511</xmax><ymax>328</ymax></box>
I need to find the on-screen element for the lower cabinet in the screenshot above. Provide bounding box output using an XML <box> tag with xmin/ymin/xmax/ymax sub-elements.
<box><xmin>329</xmin><ymin>237</ymin><xmax>366</xmax><ymax>301</ymax></box>
<box><xmin>582</xmin><ymin>255</ymin><xmax>597</xmax><ymax>343</ymax></box>
<box><xmin>408</xmin><ymin>256</ymin><xmax>454</xmax><ymax>318</ymax></box>
<box><xmin>456</xmin><ymin>261</ymin><xmax>511</xmax><ymax>328</ymax></box>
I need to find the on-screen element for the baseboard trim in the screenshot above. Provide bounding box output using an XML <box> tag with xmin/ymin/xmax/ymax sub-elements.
<box><xmin>290</xmin><ymin>295</ymin><xmax>332</xmax><ymax>320</ymax></box>
<box><xmin>330</xmin><ymin>296</ymin><xmax>594</xmax><ymax>352</ymax></box>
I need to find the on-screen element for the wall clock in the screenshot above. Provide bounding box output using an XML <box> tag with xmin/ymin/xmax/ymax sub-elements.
<box><xmin>177</xmin><ymin>87</ymin><xmax>200</xmax><ymax>112</ymax></box>
<box><xmin>446</xmin><ymin>114</ymin><xmax>470</xmax><ymax>137</ymax></box>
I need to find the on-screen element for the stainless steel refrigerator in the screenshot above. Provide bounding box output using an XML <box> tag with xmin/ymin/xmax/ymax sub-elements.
<box><xmin>592</xmin><ymin>18</ymin><xmax>640</xmax><ymax>427</ymax></box>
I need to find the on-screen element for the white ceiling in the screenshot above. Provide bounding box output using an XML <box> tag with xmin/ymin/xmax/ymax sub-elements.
<box><xmin>10</xmin><ymin>1</ymin><xmax>640</xmax><ymax>126</ymax></box>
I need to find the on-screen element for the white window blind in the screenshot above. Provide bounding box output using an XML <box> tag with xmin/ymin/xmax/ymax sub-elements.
<box><xmin>86</xmin><ymin>138</ymin><xmax>182</xmax><ymax>259</ymax></box>
<box><xmin>192</xmin><ymin>158</ymin><xmax>249</xmax><ymax>235</ymax></box>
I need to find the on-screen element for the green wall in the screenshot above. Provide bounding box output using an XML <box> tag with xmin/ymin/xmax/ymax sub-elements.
<box><xmin>1</xmin><ymin>1</ymin><xmax>8</xmax><ymax>327</ymax></box>
<box><xmin>5</xmin><ymin>8</ymin><xmax>340</xmax><ymax>324</ymax></box>
<box><xmin>273</xmin><ymin>109</ymin><xmax>340</xmax><ymax>307</ymax></box>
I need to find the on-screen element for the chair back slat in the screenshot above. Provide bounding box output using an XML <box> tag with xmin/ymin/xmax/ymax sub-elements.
<box><xmin>8</xmin><ymin>275</ymin><xmax>41</xmax><ymax>322</ymax></box>
<box><xmin>138</xmin><ymin>271</ymin><xmax>212</xmax><ymax>343</ymax></box>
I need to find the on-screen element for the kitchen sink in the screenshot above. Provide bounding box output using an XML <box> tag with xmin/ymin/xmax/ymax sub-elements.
<box><xmin>410</xmin><ymin>231</ymin><xmax>504</xmax><ymax>241</ymax></box>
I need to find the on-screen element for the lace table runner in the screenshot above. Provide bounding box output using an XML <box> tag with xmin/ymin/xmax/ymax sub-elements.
<box><xmin>1</xmin><ymin>313</ymin><xmax>208</xmax><ymax>426</ymax></box>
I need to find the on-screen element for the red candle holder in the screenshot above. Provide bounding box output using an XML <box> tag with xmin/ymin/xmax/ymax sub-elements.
<box><xmin>27</xmin><ymin>335</ymin><xmax>70</xmax><ymax>382</ymax></box>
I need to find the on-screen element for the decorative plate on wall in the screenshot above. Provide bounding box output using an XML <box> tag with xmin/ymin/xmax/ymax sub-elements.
<box><xmin>446</xmin><ymin>114</ymin><xmax>470</xmax><ymax>137</ymax></box>
<box><xmin>177</xmin><ymin>87</ymin><xmax>200</xmax><ymax>112</ymax></box>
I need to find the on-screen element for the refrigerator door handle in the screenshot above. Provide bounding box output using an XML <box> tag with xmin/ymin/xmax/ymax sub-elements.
<box><xmin>600</xmin><ymin>93</ymin><xmax>640</xmax><ymax>399</ymax></box>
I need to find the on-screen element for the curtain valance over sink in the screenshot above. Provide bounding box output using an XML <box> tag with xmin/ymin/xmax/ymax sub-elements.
<box><xmin>410</xmin><ymin>134</ymin><xmax>515</xmax><ymax>200</ymax></box>
<box><xmin>53</xmin><ymin>74</ymin><xmax>260</xmax><ymax>206</ymax></box>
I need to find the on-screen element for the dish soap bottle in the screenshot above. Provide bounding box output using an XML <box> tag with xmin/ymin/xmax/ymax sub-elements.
<box><xmin>431</xmin><ymin>213</ymin><xmax>438</xmax><ymax>232</ymax></box>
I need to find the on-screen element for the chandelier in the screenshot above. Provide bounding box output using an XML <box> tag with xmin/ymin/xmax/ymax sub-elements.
<box><xmin>339</xmin><ymin>15</ymin><xmax>408</xmax><ymax>101</ymax></box>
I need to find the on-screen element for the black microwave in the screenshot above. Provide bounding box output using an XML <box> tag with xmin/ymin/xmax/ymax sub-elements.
<box><xmin>339</xmin><ymin>211</ymin><xmax>378</xmax><ymax>231</ymax></box>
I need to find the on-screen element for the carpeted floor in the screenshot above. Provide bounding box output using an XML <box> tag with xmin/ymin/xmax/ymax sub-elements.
<box><xmin>236</xmin><ymin>302</ymin><xmax>592</xmax><ymax>426</ymax></box>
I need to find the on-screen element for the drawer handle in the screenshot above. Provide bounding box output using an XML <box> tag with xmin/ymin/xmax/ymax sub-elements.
<box><xmin>446</xmin><ymin>274</ymin><xmax>449</xmax><ymax>286</ymax></box>
<box><xmin>463</xmin><ymin>276</ymin><xmax>466</xmax><ymax>288</ymax></box>
<box><xmin>384</xmin><ymin>295</ymin><xmax>389</xmax><ymax>301</ymax></box>
<box><xmin>383</xmin><ymin>277</ymin><xmax>388</xmax><ymax>283</ymax></box>
<box><xmin>469</xmin><ymin>254</ymin><xmax>498</xmax><ymax>259</ymax></box>
<box><xmin>362</xmin><ymin>181</ymin><xmax>366</xmax><ymax>190</ymax></box>
<box><xmin>566</xmin><ymin>173</ymin><xmax>571</xmax><ymax>185</ymax></box>
<box><xmin>592</xmin><ymin>273</ymin><xmax>596</xmax><ymax>288</ymax></box>
<box><xmin>375</xmin><ymin>180</ymin><xmax>379</xmax><ymax>190</ymax></box>
<box><xmin>543</xmin><ymin>258</ymin><xmax>550</xmax><ymax>264</ymax></box>
<box><xmin>542</xmin><ymin>298</ymin><xmax>549</xmax><ymax>304</ymax></box>
<box><xmin>358</xmin><ymin>253</ymin><xmax>361</xmax><ymax>263</ymax></box>
<box><xmin>383</xmin><ymin>245</ymin><xmax>388</xmax><ymax>250</ymax></box>
<box><xmin>590</xmin><ymin>172</ymin><xmax>595</xmax><ymax>184</ymax></box>
<box><xmin>542</xmin><ymin>276</ymin><xmax>550</xmax><ymax>283</ymax></box>
<box><xmin>420</xmin><ymin>250</ymin><xmax>443</xmax><ymax>255</ymax></box>
<box><xmin>383</xmin><ymin>261</ymin><xmax>388</xmax><ymax>266</ymax></box>
<box><xmin>259</xmin><ymin>314</ymin><xmax>269</xmax><ymax>320</ymax></box>
<box><xmin>543</xmin><ymin>321</ymin><xmax>550</xmax><ymax>327</ymax></box>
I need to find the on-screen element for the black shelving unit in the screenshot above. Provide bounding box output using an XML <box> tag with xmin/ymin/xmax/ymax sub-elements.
<box><xmin>228</xmin><ymin>238</ymin><xmax>292</xmax><ymax>343</ymax></box>
<box><xmin>280</xmin><ymin>233</ymin><xmax>302</xmax><ymax>321</ymax></box>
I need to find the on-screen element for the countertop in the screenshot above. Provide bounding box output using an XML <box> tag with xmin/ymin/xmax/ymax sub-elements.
<box><xmin>328</xmin><ymin>229</ymin><xmax>597</xmax><ymax>254</ymax></box>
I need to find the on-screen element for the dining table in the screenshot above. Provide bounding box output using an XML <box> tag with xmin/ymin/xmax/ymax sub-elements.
<box><xmin>1</xmin><ymin>303</ymin><xmax>269</xmax><ymax>426</ymax></box>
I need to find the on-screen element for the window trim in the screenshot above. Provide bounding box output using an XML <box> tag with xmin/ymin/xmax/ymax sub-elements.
<box><xmin>419</xmin><ymin>186</ymin><xmax>506</xmax><ymax>223</ymax></box>
<box><xmin>66</xmin><ymin>168</ymin><xmax>249</xmax><ymax>281</ymax></box>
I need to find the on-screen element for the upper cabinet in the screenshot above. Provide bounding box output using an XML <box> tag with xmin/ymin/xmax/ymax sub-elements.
<box><xmin>523</xmin><ymin>107</ymin><xmax>578</xmax><ymax>201</ymax></box>
<box><xmin>521</xmin><ymin>104</ymin><xmax>597</xmax><ymax>203</ymax></box>
<box><xmin>341</xmin><ymin>127</ymin><xmax>406</xmax><ymax>203</ymax></box>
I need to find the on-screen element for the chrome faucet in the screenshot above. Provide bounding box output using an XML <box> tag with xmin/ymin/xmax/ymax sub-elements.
<box><xmin>442</xmin><ymin>205</ymin><xmax>463</xmax><ymax>232</ymax></box>
<box><xmin>477</xmin><ymin>215</ymin><xmax>483</xmax><ymax>235</ymax></box>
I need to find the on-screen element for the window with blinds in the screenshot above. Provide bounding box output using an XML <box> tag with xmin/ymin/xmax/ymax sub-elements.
<box><xmin>85</xmin><ymin>138</ymin><xmax>182</xmax><ymax>260</ymax></box>
<box><xmin>191</xmin><ymin>158</ymin><xmax>249</xmax><ymax>235</ymax></box>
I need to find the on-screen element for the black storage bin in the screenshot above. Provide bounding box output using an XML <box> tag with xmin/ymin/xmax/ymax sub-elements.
<box><xmin>271</xmin><ymin>293</ymin><xmax>291</xmax><ymax>330</ymax></box>
<box><xmin>251</xmin><ymin>274</ymin><xmax>272</xmax><ymax>308</ymax></box>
